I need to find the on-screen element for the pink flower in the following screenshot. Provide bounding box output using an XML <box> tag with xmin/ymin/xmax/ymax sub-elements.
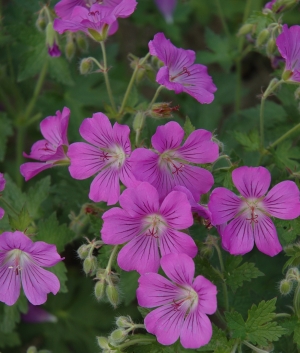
<box><xmin>149</xmin><ymin>33</ymin><xmax>217</xmax><ymax>104</ymax></box>
<box><xmin>20</xmin><ymin>107</ymin><xmax>70</xmax><ymax>181</ymax></box>
<box><xmin>208</xmin><ymin>166</ymin><xmax>300</xmax><ymax>256</ymax></box>
<box><xmin>130</xmin><ymin>121</ymin><xmax>218</xmax><ymax>202</ymax></box>
<box><xmin>154</xmin><ymin>0</ymin><xmax>176</xmax><ymax>23</ymax></box>
<box><xmin>48</xmin><ymin>41</ymin><xmax>61</xmax><ymax>57</ymax></box>
<box><xmin>137</xmin><ymin>253</ymin><xmax>217</xmax><ymax>348</ymax></box>
<box><xmin>0</xmin><ymin>231</ymin><xmax>62</xmax><ymax>306</ymax></box>
<box><xmin>276</xmin><ymin>24</ymin><xmax>300</xmax><ymax>82</ymax></box>
<box><xmin>67</xmin><ymin>112</ymin><xmax>136</xmax><ymax>205</ymax></box>
<box><xmin>264</xmin><ymin>0</ymin><xmax>276</xmax><ymax>9</ymax></box>
<box><xmin>54</xmin><ymin>0</ymin><xmax>137</xmax><ymax>40</ymax></box>
<box><xmin>101</xmin><ymin>182</ymin><xmax>197</xmax><ymax>274</ymax></box>
<box><xmin>0</xmin><ymin>173</ymin><xmax>6</xmax><ymax>220</ymax></box>
<box><xmin>22</xmin><ymin>303</ymin><xmax>57</xmax><ymax>323</ymax></box>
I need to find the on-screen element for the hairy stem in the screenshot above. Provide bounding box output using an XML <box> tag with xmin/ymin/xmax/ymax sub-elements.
<box><xmin>148</xmin><ymin>85</ymin><xmax>164</xmax><ymax>109</ymax></box>
<box><xmin>118</xmin><ymin>337</ymin><xmax>156</xmax><ymax>350</ymax></box>
<box><xmin>214</xmin><ymin>0</ymin><xmax>230</xmax><ymax>38</ymax></box>
<box><xmin>106</xmin><ymin>245</ymin><xmax>119</xmax><ymax>273</ymax></box>
<box><xmin>268</xmin><ymin>122</ymin><xmax>300</xmax><ymax>150</ymax></box>
<box><xmin>242</xmin><ymin>340</ymin><xmax>269</xmax><ymax>353</ymax></box>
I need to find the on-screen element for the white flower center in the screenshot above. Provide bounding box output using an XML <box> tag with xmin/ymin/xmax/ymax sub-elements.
<box><xmin>159</xmin><ymin>150</ymin><xmax>185</xmax><ymax>175</ymax></box>
<box><xmin>100</xmin><ymin>144</ymin><xmax>126</xmax><ymax>169</ymax></box>
<box><xmin>142</xmin><ymin>214</ymin><xmax>167</xmax><ymax>238</ymax></box>
<box><xmin>239</xmin><ymin>197</ymin><xmax>267</xmax><ymax>225</ymax></box>
<box><xmin>4</xmin><ymin>249</ymin><xmax>30</xmax><ymax>276</ymax></box>
<box><xmin>172</xmin><ymin>286</ymin><xmax>199</xmax><ymax>315</ymax></box>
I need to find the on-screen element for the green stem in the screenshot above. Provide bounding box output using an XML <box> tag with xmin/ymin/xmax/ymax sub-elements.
<box><xmin>214</xmin><ymin>243</ymin><xmax>229</xmax><ymax>311</ymax></box>
<box><xmin>242</xmin><ymin>340</ymin><xmax>269</xmax><ymax>353</ymax></box>
<box><xmin>106</xmin><ymin>245</ymin><xmax>119</xmax><ymax>273</ymax></box>
<box><xmin>16</xmin><ymin>127</ymin><xmax>25</xmax><ymax>188</ymax></box>
<box><xmin>0</xmin><ymin>86</ymin><xmax>16</xmax><ymax>116</ymax></box>
<box><xmin>268</xmin><ymin>122</ymin><xmax>300</xmax><ymax>150</ymax></box>
<box><xmin>148</xmin><ymin>85</ymin><xmax>164</xmax><ymax>109</ymax></box>
<box><xmin>215</xmin><ymin>309</ymin><xmax>227</xmax><ymax>328</ymax></box>
<box><xmin>100</xmin><ymin>41</ymin><xmax>117</xmax><ymax>112</ymax></box>
<box><xmin>214</xmin><ymin>0</ymin><xmax>230</xmax><ymax>38</ymax></box>
<box><xmin>230</xmin><ymin>341</ymin><xmax>239</xmax><ymax>353</ymax></box>
<box><xmin>118</xmin><ymin>52</ymin><xmax>150</xmax><ymax>117</ymax></box>
<box><xmin>87</xmin><ymin>56</ymin><xmax>105</xmax><ymax>71</ymax></box>
<box><xmin>117</xmin><ymin>338</ymin><xmax>156</xmax><ymax>350</ymax></box>
<box><xmin>133</xmin><ymin>324</ymin><xmax>146</xmax><ymax>330</ymax></box>
<box><xmin>274</xmin><ymin>313</ymin><xmax>291</xmax><ymax>318</ymax></box>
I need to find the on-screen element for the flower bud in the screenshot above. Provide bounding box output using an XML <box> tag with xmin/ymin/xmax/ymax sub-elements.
<box><xmin>76</xmin><ymin>32</ymin><xmax>88</xmax><ymax>52</ymax></box>
<box><xmin>237</xmin><ymin>23</ymin><xmax>254</xmax><ymax>36</ymax></box>
<box><xmin>279</xmin><ymin>279</ymin><xmax>293</xmax><ymax>295</ymax></box>
<box><xmin>36</xmin><ymin>16</ymin><xmax>47</xmax><ymax>32</ymax></box>
<box><xmin>106</xmin><ymin>284</ymin><xmax>119</xmax><ymax>308</ymax></box>
<box><xmin>273</xmin><ymin>0</ymin><xmax>299</xmax><ymax>13</ymax></box>
<box><xmin>77</xmin><ymin>244</ymin><xmax>89</xmax><ymax>259</ymax></box>
<box><xmin>94</xmin><ymin>280</ymin><xmax>106</xmax><ymax>300</ymax></box>
<box><xmin>266</xmin><ymin>38</ymin><xmax>276</xmax><ymax>56</ymax></box>
<box><xmin>65</xmin><ymin>40</ymin><xmax>76</xmax><ymax>61</ymax></box>
<box><xmin>83</xmin><ymin>256</ymin><xmax>97</xmax><ymax>275</ymax></box>
<box><xmin>116</xmin><ymin>316</ymin><xmax>132</xmax><ymax>328</ymax></box>
<box><xmin>46</xmin><ymin>22</ymin><xmax>61</xmax><ymax>57</ymax></box>
<box><xmin>286</xmin><ymin>267</ymin><xmax>300</xmax><ymax>281</ymax></box>
<box><xmin>151</xmin><ymin>55</ymin><xmax>164</xmax><ymax>69</ymax></box>
<box><xmin>150</xmin><ymin>102</ymin><xmax>179</xmax><ymax>119</ymax></box>
<box><xmin>27</xmin><ymin>347</ymin><xmax>37</xmax><ymax>353</ymax></box>
<box><xmin>282</xmin><ymin>69</ymin><xmax>293</xmax><ymax>81</ymax></box>
<box><xmin>133</xmin><ymin>111</ymin><xmax>145</xmax><ymax>133</ymax></box>
<box><xmin>79</xmin><ymin>58</ymin><xmax>93</xmax><ymax>75</ymax></box>
<box><xmin>109</xmin><ymin>328</ymin><xmax>127</xmax><ymax>344</ymax></box>
<box><xmin>97</xmin><ymin>336</ymin><xmax>109</xmax><ymax>349</ymax></box>
<box><xmin>256</xmin><ymin>29</ymin><xmax>270</xmax><ymax>47</ymax></box>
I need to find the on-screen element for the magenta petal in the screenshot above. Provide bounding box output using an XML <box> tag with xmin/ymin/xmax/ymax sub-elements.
<box><xmin>119</xmin><ymin>160</ymin><xmax>137</xmax><ymax>188</ymax></box>
<box><xmin>0</xmin><ymin>208</ymin><xmax>4</xmax><ymax>219</ymax></box>
<box><xmin>0</xmin><ymin>173</ymin><xmax>6</xmax><ymax>192</ymax></box>
<box><xmin>22</xmin><ymin>263</ymin><xmax>60</xmax><ymax>305</ymax></box>
<box><xmin>112</xmin><ymin>122</ymin><xmax>131</xmax><ymax>154</ymax></box>
<box><xmin>24</xmin><ymin>140</ymin><xmax>56</xmax><ymax>161</ymax></box>
<box><xmin>28</xmin><ymin>242</ymin><xmax>62</xmax><ymax>267</ymax></box>
<box><xmin>232</xmin><ymin>166</ymin><xmax>271</xmax><ymax>198</ymax></box>
<box><xmin>161</xmin><ymin>253</ymin><xmax>194</xmax><ymax>285</ymax></box>
<box><xmin>208</xmin><ymin>187</ymin><xmax>242</xmax><ymax>225</ymax></box>
<box><xmin>54</xmin><ymin>0</ymin><xmax>85</xmax><ymax>19</ymax></box>
<box><xmin>68</xmin><ymin>142</ymin><xmax>104</xmax><ymax>179</ymax></box>
<box><xmin>253</xmin><ymin>215</ymin><xmax>282</xmax><ymax>257</ymax></box>
<box><xmin>151</xmin><ymin>121</ymin><xmax>184</xmax><ymax>153</ymax></box>
<box><xmin>113</xmin><ymin>0</ymin><xmax>137</xmax><ymax>18</ymax></box>
<box><xmin>263</xmin><ymin>181</ymin><xmax>300</xmax><ymax>219</ymax></box>
<box><xmin>192</xmin><ymin>276</ymin><xmax>217</xmax><ymax>315</ymax></box>
<box><xmin>119</xmin><ymin>182</ymin><xmax>159</xmax><ymax>217</ymax></box>
<box><xmin>137</xmin><ymin>273</ymin><xmax>179</xmax><ymax>307</ymax></box>
<box><xmin>0</xmin><ymin>231</ymin><xmax>33</xmax><ymax>250</ymax></box>
<box><xmin>101</xmin><ymin>208</ymin><xmax>141</xmax><ymax>244</ymax></box>
<box><xmin>160</xmin><ymin>229</ymin><xmax>198</xmax><ymax>258</ymax></box>
<box><xmin>20</xmin><ymin>162</ymin><xmax>52</xmax><ymax>181</ymax></box>
<box><xmin>178</xmin><ymin>129</ymin><xmax>219</xmax><ymax>163</ymax></box>
<box><xmin>160</xmin><ymin>191</ymin><xmax>193</xmax><ymax>229</ymax></box>
<box><xmin>89</xmin><ymin>167</ymin><xmax>120</xmax><ymax>205</ymax></box>
<box><xmin>117</xmin><ymin>235</ymin><xmax>160</xmax><ymax>274</ymax></box>
<box><xmin>144</xmin><ymin>304</ymin><xmax>185</xmax><ymax>345</ymax></box>
<box><xmin>222</xmin><ymin>217</ymin><xmax>254</xmax><ymax>255</ymax></box>
<box><xmin>53</xmin><ymin>18</ymin><xmax>87</xmax><ymax>34</ymax></box>
<box><xmin>0</xmin><ymin>263</ymin><xmax>21</xmax><ymax>306</ymax></box>
<box><xmin>180</xmin><ymin>310</ymin><xmax>212</xmax><ymax>349</ymax></box>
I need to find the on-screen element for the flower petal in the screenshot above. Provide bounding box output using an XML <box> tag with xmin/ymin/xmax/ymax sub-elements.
<box><xmin>192</xmin><ymin>275</ymin><xmax>217</xmax><ymax>315</ymax></box>
<box><xmin>253</xmin><ymin>215</ymin><xmax>282</xmax><ymax>257</ymax></box>
<box><xmin>112</xmin><ymin>122</ymin><xmax>131</xmax><ymax>154</ymax></box>
<box><xmin>0</xmin><ymin>207</ymin><xmax>4</xmax><ymax>219</ymax></box>
<box><xmin>0</xmin><ymin>231</ymin><xmax>33</xmax><ymax>251</ymax></box>
<box><xmin>232</xmin><ymin>166</ymin><xmax>271</xmax><ymax>198</ymax></box>
<box><xmin>137</xmin><ymin>273</ymin><xmax>179</xmax><ymax>307</ymax></box>
<box><xmin>144</xmin><ymin>304</ymin><xmax>185</xmax><ymax>345</ymax></box>
<box><xmin>0</xmin><ymin>263</ymin><xmax>21</xmax><ymax>306</ymax></box>
<box><xmin>0</xmin><ymin>173</ymin><xmax>6</xmax><ymax>192</ymax></box>
<box><xmin>117</xmin><ymin>235</ymin><xmax>160</xmax><ymax>274</ymax></box>
<box><xmin>208</xmin><ymin>187</ymin><xmax>242</xmax><ymax>225</ymax></box>
<box><xmin>263</xmin><ymin>181</ymin><xmax>300</xmax><ymax>219</ymax></box>
<box><xmin>54</xmin><ymin>0</ymin><xmax>85</xmax><ymax>19</ymax></box>
<box><xmin>28</xmin><ymin>242</ymin><xmax>62</xmax><ymax>267</ymax></box>
<box><xmin>180</xmin><ymin>310</ymin><xmax>212</xmax><ymax>349</ymax></box>
<box><xmin>20</xmin><ymin>162</ymin><xmax>52</xmax><ymax>181</ymax></box>
<box><xmin>161</xmin><ymin>253</ymin><xmax>194</xmax><ymax>286</ymax></box>
<box><xmin>151</xmin><ymin>121</ymin><xmax>184</xmax><ymax>153</ymax></box>
<box><xmin>159</xmin><ymin>229</ymin><xmax>198</xmax><ymax>258</ymax></box>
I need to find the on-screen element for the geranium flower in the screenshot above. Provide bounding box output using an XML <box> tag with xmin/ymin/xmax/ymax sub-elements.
<box><xmin>0</xmin><ymin>231</ymin><xmax>62</xmax><ymax>306</ymax></box>
<box><xmin>276</xmin><ymin>24</ymin><xmax>300</xmax><ymax>82</ymax></box>
<box><xmin>0</xmin><ymin>173</ymin><xmax>6</xmax><ymax>219</ymax></box>
<box><xmin>20</xmin><ymin>107</ymin><xmax>70</xmax><ymax>181</ymax></box>
<box><xmin>101</xmin><ymin>182</ymin><xmax>197</xmax><ymax>274</ymax></box>
<box><xmin>208</xmin><ymin>166</ymin><xmax>300</xmax><ymax>256</ymax></box>
<box><xmin>264</xmin><ymin>0</ymin><xmax>276</xmax><ymax>9</ymax></box>
<box><xmin>67</xmin><ymin>112</ymin><xmax>136</xmax><ymax>205</ymax></box>
<box><xmin>54</xmin><ymin>0</ymin><xmax>137</xmax><ymax>40</ymax></box>
<box><xmin>130</xmin><ymin>121</ymin><xmax>218</xmax><ymax>202</ymax></box>
<box><xmin>154</xmin><ymin>0</ymin><xmax>177</xmax><ymax>23</ymax></box>
<box><xmin>22</xmin><ymin>303</ymin><xmax>57</xmax><ymax>323</ymax></box>
<box><xmin>149</xmin><ymin>32</ymin><xmax>217</xmax><ymax>103</ymax></box>
<box><xmin>137</xmin><ymin>253</ymin><xmax>217</xmax><ymax>348</ymax></box>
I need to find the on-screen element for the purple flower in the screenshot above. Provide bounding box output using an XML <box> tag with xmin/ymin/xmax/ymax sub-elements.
<box><xmin>67</xmin><ymin>112</ymin><xmax>136</xmax><ymax>205</ymax></box>
<box><xmin>137</xmin><ymin>253</ymin><xmax>217</xmax><ymax>348</ymax></box>
<box><xmin>20</xmin><ymin>107</ymin><xmax>70</xmax><ymax>181</ymax></box>
<box><xmin>22</xmin><ymin>303</ymin><xmax>57</xmax><ymax>323</ymax></box>
<box><xmin>101</xmin><ymin>182</ymin><xmax>197</xmax><ymax>274</ymax></box>
<box><xmin>0</xmin><ymin>173</ymin><xmax>6</xmax><ymax>220</ymax></box>
<box><xmin>48</xmin><ymin>41</ymin><xmax>61</xmax><ymax>57</ymax></box>
<box><xmin>54</xmin><ymin>0</ymin><xmax>137</xmax><ymax>40</ymax></box>
<box><xmin>149</xmin><ymin>33</ymin><xmax>217</xmax><ymax>104</ymax></box>
<box><xmin>276</xmin><ymin>24</ymin><xmax>300</xmax><ymax>82</ymax></box>
<box><xmin>130</xmin><ymin>121</ymin><xmax>218</xmax><ymax>202</ymax></box>
<box><xmin>208</xmin><ymin>166</ymin><xmax>300</xmax><ymax>256</ymax></box>
<box><xmin>264</xmin><ymin>0</ymin><xmax>276</xmax><ymax>9</ymax></box>
<box><xmin>0</xmin><ymin>231</ymin><xmax>62</xmax><ymax>306</ymax></box>
<box><xmin>154</xmin><ymin>0</ymin><xmax>176</xmax><ymax>24</ymax></box>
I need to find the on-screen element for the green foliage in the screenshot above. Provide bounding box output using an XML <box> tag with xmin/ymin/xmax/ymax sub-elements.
<box><xmin>26</xmin><ymin>176</ymin><xmax>51</xmax><ymax>219</ymax></box>
<box><xmin>198</xmin><ymin>325</ymin><xmax>235</xmax><ymax>352</ymax></box>
<box><xmin>246</xmin><ymin>11</ymin><xmax>274</xmax><ymax>34</ymax></box>
<box><xmin>119</xmin><ymin>270</ymin><xmax>139</xmax><ymax>306</ymax></box>
<box><xmin>274</xmin><ymin>217</ymin><xmax>300</xmax><ymax>249</ymax></box>
<box><xmin>234</xmin><ymin>130</ymin><xmax>259</xmax><ymax>152</ymax></box>
<box><xmin>270</xmin><ymin>141</ymin><xmax>300</xmax><ymax>170</ymax></box>
<box><xmin>48</xmin><ymin>262</ymin><xmax>68</xmax><ymax>293</ymax></box>
<box><xmin>183</xmin><ymin>116</ymin><xmax>195</xmax><ymax>140</ymax></box>
<box><xmin>0</xmin><ymin>113</ymin><xmax>13</xmax><ymax>162</ymax></box>
<box><xmin>282</xmin><ymin>242</ymin><xmax>300</xmax><ymax>270</ymax></box>
<box><xmin>8</xmin><ymin>205</ymin><xmax>31</xmax><ymax>232</ymax></box>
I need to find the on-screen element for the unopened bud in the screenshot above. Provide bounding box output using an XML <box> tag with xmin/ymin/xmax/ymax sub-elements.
<box><xmin>77</xmin><ymin>244</ymin><xmax>89</xmax><ymax>259</ymax></box>
<box><xmin>76</xmin><ymin>33</ymin><xmax>88</xmax><ymax>52</ymax></box>
<box><xmin>135</xmin><ymin>68</ymin><xmax>146</xmax><ymax>84</ymax></box>
<box><xmin>36</xmin><ymin>17</ymin><xmax>47</xmax><ymax>32</ymax></box>
<box><xmin>286</xmin><ymin>267</ymin><xmax>299</xmax><ymax>281</ymax></box>
<box><xmin>237</xmin><ymin>23</ymin><xmax>254</xmax><ymax>36</ymax></box>
<box><xmin>282</xmin><ymin>69</ymin><xmax>293</xmax><ymax>81</ymax></box>
<box><xmin>266</xmin><ymin>38</ymin><xmax>276</xmax><ymax>56</ymax></box>
<box><xmin>65</xmin><ymin>40</ymin><xmax>76</xmax><ymax>61</ymax></box>
<box><xmin>133</xmin><ymin>111</ymin><xmax>145</xmax><ymax>132</ymax></box>
<box><xmin>94</xmin><ymin>280</ymin><xmax>106</xmax><ymax>300</ymax></box>
<box><xmin>88</xmin><ymin>25</ymin><xmax>108</xmax><ymax>42</ymax></box>
<box><xmin>116</xmin><ymin>316</ymin><xmax>132</xmax><ymax>328</ymax></box>
<box><xmin>27</xmin><ymin>347</ymin><xmax>37</xmax><ymax>353</ymax></box>
<box><xmin>200</xmin><ymin>244</ymin><xmax>214</xmax><ymax>258</ymax></box>
<box><xmin>97</xmin><ymin>336</ymin><xmax>109</xmax><ymax>349</ymax></box>
<box><xmin>280</xmin><ymin>279</ymin><xmax>293</xmax><ymax>295</ymax></box>
<box><xmin>256</xmin><ymin>29</ymin><xmax>270</xmax><ymax>47</ymax></box>
<box><xmin>150</xmin><ymin>102</ymin><xmax>179</xmax><ymax>119</ymax></box>
<box><xmin>79</xmin><ymin>58</ymin><xmax>93</xmax><ymax>75</ymax></box>
<box><xmin>151</xmin><ymin>55</ymin><xmax>164</xmax><ymax>69</ymax></box>
<box><xmin>273</xmin><ymin>0</ymin><xmax>299</xmax><ymax>13</ymax></box>
<box><xmin>109</xmin><ymin>329</ymin><xmax>127</xmax><ymax>344</ymax></box>
<box><xmin>106</xmin><ymin>284</ymin><xmax>119</xmax><ymax>308</ymax></box>
<box><xmin>83</xmin><ymin>256</ymin><xmax>97</xmax><ymax>275</ymax></box>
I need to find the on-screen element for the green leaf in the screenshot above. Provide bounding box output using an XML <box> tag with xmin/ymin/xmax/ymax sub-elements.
<box><xmin>246</xmin><ymin>11</ymin><xmax>274</xmax><ymax>35</ymax></box>
<box><xmin>2</xmin><ymin>174</ymin><xmax>26</xmax><ymax>213</ymax></box>
<box><xmin>8</xmin><ymin>205</ymin><xmax>31</xmax><ymax>232</ymax></box>
<box><xmin>294</xmin><ymin>322</ymin><xmax>300</xmax><ymax>348</ymax></box>
<box><xmin>0</xmin><ymin>293</ymin><xmax>28</xmax><ymax>333</ymax></box>
<box><xmin>137</xmin><ymin>306</ymin><xmax>151</xmax><ymax>319</ymax></box>
<box><xmin>35</xmin><ymin>213</ymin><xmax>75</xmax><ymax>253</ymax></box>
<box><xmin>274</xmin><ymin>217</ymin><xmax>300</xmax><ymax>249</ymax></box>
<box><xmin>234</xmin><ymin>130</ymin><xmax>259</xmax><ymax>152</ymax></box>
<box><xmin>282</xmin><ymin>242</ymin><xmax>300</xmax><ymax>271</ymax></box>
<box><xmin>270</xmin><ymin>141</ymin><xmax>300</xmax><ymax>170</ymax></box>
<box><xmin>119</xmin><ymin>270</ymin><xmax>139</xmax><ymax>306</ymax></box>
<box><xmin>225</xmin><ymin>311</ymin><xmax>246</xmax><ymax>339</ymax></box>
<box><xmin>26</xmin><ymin>176</ymin><xmax>51</xmax><ymax>219</ymax></box>
<box><xmin>183</xmin><ymin>116</ymin><xmax>195</xmax><ymax>140</ymax></box>
<box><xmin>0</xmin><ymin>113</ymin><xmax>13</xmax><ymax>162</ymax></box>
<box><xmin>198</xmin><ymin>324</ymin><xmax>235</xmax><ymax>352</ymax></box>
<box><xmin>0</xmin><ymin>331</ymin><xmax>20</xmax><ymax>348</ymax></box>
<box><xmin>48</xmin><ymin>56</ymin><xmax>74</xmax><ymax>86</ymax></box>
<box><xmin>48</xmin><ymin>262</ymin><xmax>68</xmax><ymax>293</ymax></box>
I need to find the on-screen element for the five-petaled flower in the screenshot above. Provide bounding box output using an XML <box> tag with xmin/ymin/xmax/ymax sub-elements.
<box><xmin>0</xmin><ymin>231</ymin><xmax>62</xmax><ymax>306</ymax></box>
<box><xmin>149</xmin><ymin>32</ymin><xmax>217</xmax><ymax>103</ymax></box>
<box><xmin>20</xmin><ymin>107</ymin><xmax>70</xmax><ymax>181</ymax></box>
<box><xmin>0</xmin><ymin>173</ymin><xmax>6</xmax><ymax>220</ymax></box>
<box><xmin>67</xmin><ymin>112</ymin><xmax>136</xmax><ymax>205</ymax></box>
<box><xmin>208</xmin><ymin>166</ymin><xmax>300</xmax><ymax>256</ymax></box>
<box><xmin>137</xmin><ymin>253</ymin><xmax>217</xmax><ymax>348</ymax></box>
<box><xmin>101</xmin><ymin>182</ymin><xmax>197</xmax><ymax>274</ymax></box>
<box><xmin>130</xmin><ymin>121</ymin><xmax>218</xmax><ymax>202</ymax></box>
<box><xmin>154</xmin><ymin>0</ymin><xmax>177</xmax><ymax>24</ymax></box>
